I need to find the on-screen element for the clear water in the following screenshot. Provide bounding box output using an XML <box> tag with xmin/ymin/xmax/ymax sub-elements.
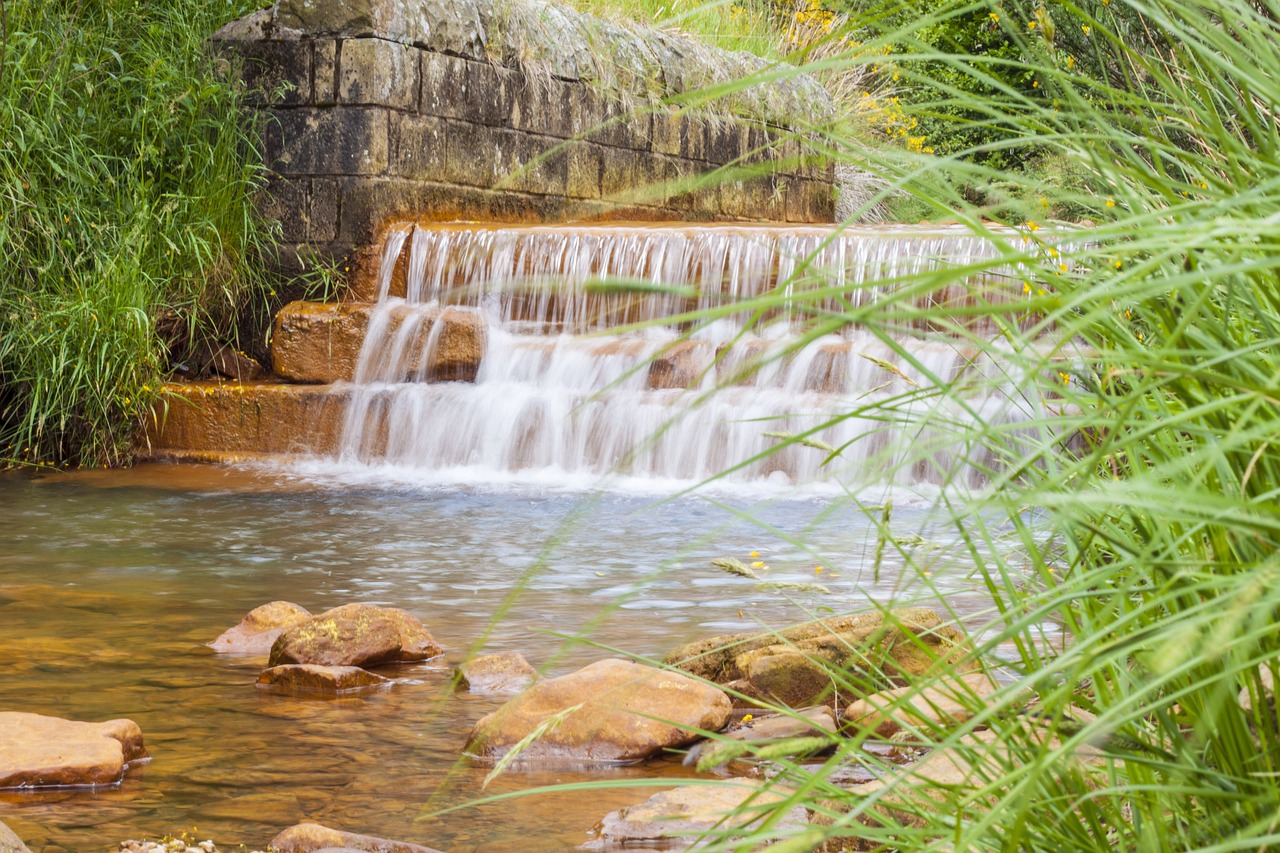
<box><xmin>0</xmin><ymin>465</ymin><xmax>996</xmax><ymax>852</ymax></box>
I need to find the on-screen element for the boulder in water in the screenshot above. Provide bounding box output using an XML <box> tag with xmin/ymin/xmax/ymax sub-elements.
<box><xmin>0</xmin><ymin>820</ymin><xmax>32</xmax><ymax>853</ymax></box>
<box><xmin>269</xmin><ymin>603</ymin><xmax>442</xmax><ymax>668</ymax></box>
<box><xmin>268</xmin><ymin>821</ymin><xmax>445</xmax><ymax>853</ymax></box>
<box><xmin>663</xmin><ymin>608</ymin><xmax>974</xmax><ymax>708</ymax></box>
<box><xmin>586</xmin><ymin>778</ymin><xmax>805</xmax><ymax>849</ymax></box>
<box><xmin>0</xmin><ymin>712</ymin><xmax>147</xmax><ymax>788</ymax></box>
<box><xmin>453</xmin><ymin>651</ymin><xmax>537</xmax><ymax>695</ymax></box>
<box><xmin>210</xmin><ymin>601</ymin><xmax>313</xmax><ymax>656</ymax></box>
<box><xmin>464</xmin><ymin>658</ymin><xmax>731</xmax><ymax>764</ymax></box>
<box><xmin>684</xmin><ymin>705</ymin><xmax>837</xmax><ymax>771</ymax></box>
<box><xmin>841</xmin><ymin>671</ymin><xmax>1002</xmax><ymax>738</ymax></box>
<box><xmin>256</xmin><ymin>664</ymin><xmax>392</xmax><ymax>694</ymax></box>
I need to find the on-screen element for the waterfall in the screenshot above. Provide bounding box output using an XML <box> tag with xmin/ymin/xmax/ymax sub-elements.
<box><xmin>326</xmin><ymin>223</ymin><xmax>1068</xmax><ymax>495</ymax></box>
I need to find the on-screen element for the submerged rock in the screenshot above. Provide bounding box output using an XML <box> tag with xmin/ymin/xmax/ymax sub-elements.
<box><xmin>0</xmin><ymin>712</ymin><xmax>148</xmax><ymax>788</ymax></box>
<box><xmin>841</xmin><ymin>671</ymin><xmax>1002</xmax><ymax>738</ymax></box>
<box><xmin>454</xmin><ymin>651</ymin><xmax>538</xmax><ymax>695</ymax></box>
<box><xmin>0</xmin><ymin>820</ymin><xmax>32</xmax><ymax>853</ymax></box>
<box><xmin>464</xmin><ymin>658</ymin><xmax>731</xmax><ymax>764</ymax></box>
<box><xmin>586</xmin><ymin>778</ymin><xmax>805</xmax><ymax>849</ymax></box>
<box><xmin>664</xmin><ymin>608</ymin><xmax>975</xmax><ymax>708</ymax></box>
<box><xmin>256</xmin><ymin>664</ymin><xmax>392</xmax><ymax>694</ymax></box>
<box><xmin>684</xmin><ymin>706</ymin><xmax>837</xmax><ymax>771</ymax></box>
<box><xmin>268</xmin><ymin>603</ymin><xmax>443</xmax><ymax>668</ymax></box>
<box><xmin>269</xmin><ymin>821</ymin><xmax>445</xmax><ymax>853</ymax></box>
<box><xmin>210</xmin><ymin>601</ymin><xmax>313</xmax><ymax>656</ymax></box>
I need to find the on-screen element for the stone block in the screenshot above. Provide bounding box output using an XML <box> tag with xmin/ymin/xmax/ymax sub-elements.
<box><xmin>599</xmin><ymin>145</ymin><xmax>643</xmax><ymax>200</ymax></box>
<box><xmin>681</xmin><ymin>115</ymin><xmax>708</xmax><ymax>161</ymax></box>
<box><xmin>313</xmin><ymin>40</ymin><xmax>338</xmax><ymax>104</ymax></box>
<box><xmin>562</xmin><ymin>142</ymin><xmax>601</xmax><ymax>199</ymax></box>
<box><xmin>719</xmin><ymin>177</ymin><xmax>747</xmax><ymax>219</ymax></box>
<box><xmin>510</xmin><ymin>74</ymin><xmax>574</xmax><ymax>139</ymax></box>
<box><xmin>420</xmin><ymin>51</ymin><xmax>471</xmax><ymax>120</ymax></box>
<box><xmin>272</xmin><ymin>0</ymin><xmax>488</xmax><ymax>59</ymax></box>
<box><xmin>224</xmin><ymin>40</ymin><xmax>311</xmax><ymax>106</ymax></box>
<box><xmin>421</xmin><ymin>52</ymin><xmax>513</xmax><ymax>124</ymax></box>
<box><xmin>391</xmin><ymin>112</ymin><xmax>448</xmax><ymax>180</ymax></box>
<box><xmin>265</xmin><ymin>107</ymin><xmax>388</xmax><ymax>176</ymax></box>
<box><xmin>590</xmin><ymin>96</ymin><xmax>652</xmax><ymax>151</ymax></box>
<box><xmin>650</xmin><ymin>108</ymin><xmax>683</xmax><ymax>157</ymax></box>
<box><xmin>339</xmin><ymin>37</ymin><xmax>417</xmax><ymax>109</ymax></box>
<box><xmin>309</xmin><ymin>177</ymin><xmax>340</xmax><ymax>243</ymax></box>
<box><xmin>256</xmin><ymin>176</ymin><xmax>309</xmax><ymax>242</ymax></box>
<box><xmin>336</xmin><ymin>178</ymin><xmax>555</xmax><ymax>247</ymax></box>
<box><xmin>706</xmin><ymin>120</ymin><xmax>748</xmax><ymax>164</ymax></box>
<box><xmin>271</xmin><ymin>301</ymin><xmax>373</xmax><ymax>383</ymax></box>
<box><xmin>507</xmin><ymin>134</ymin><xmax>569</xmax><ymax>197</ymax></box>
<box><xmin>443</xmin><ymin>121</ymin><xmax>505</xmax><ymax>188</ymax></box>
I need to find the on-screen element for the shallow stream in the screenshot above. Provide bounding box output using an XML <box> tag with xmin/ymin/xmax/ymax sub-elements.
<box><xmin>0</xmin><ymin>464</ymin><xmax>996</xmax><ymax>852</ymax></box>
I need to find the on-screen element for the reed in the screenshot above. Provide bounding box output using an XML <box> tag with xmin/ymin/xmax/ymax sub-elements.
<box><xmin>468</xmin><ymin>0</ymin><xmax>1280</xmax><ymax>847</ymax></box>
<box><xmin>0</xmin><ymin>0</ymin><xmax>273</xmax><ymax>467</ymax></box>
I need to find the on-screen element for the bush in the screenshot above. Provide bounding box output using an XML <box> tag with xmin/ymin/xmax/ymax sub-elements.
<box><xmin>0</xmin><ymin>0</ymin><xmax>273</xmax><ymax>467</ymax></box>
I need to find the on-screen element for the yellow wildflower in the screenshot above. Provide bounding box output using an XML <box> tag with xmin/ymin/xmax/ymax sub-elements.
<box><xmin>1106</xmin><ymin>198</ymin><xmax>1116</xmax><ymax>207</ymax></box>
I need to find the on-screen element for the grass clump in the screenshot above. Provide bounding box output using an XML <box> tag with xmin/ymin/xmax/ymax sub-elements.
<box><xmin>0</xmin><ymin>0</ymin><xmax>273</xmax><ymax>468</ymax></box>
<box><xmin>466</xmin><ymin>0</ymin><xmax>1280</xmax><ymax>846</ymax></box>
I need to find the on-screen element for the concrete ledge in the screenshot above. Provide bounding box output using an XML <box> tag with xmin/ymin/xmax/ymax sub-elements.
<box><xmin>145</xmin><ymin>382</ymin><xmax>348</xmax><ymax>456</ymax></box>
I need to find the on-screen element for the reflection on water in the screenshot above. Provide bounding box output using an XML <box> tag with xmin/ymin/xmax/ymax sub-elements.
<box><xmin>0</xmin><ymin>464</ymin><xmax>992</xmax><ymax>852</ymax></box>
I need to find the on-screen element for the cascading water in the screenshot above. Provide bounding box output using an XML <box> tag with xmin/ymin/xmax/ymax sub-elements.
<box><xmin>326</xmin><ymin>223</ymin><xmax>1066</xmax><ymax>495</ymax></box>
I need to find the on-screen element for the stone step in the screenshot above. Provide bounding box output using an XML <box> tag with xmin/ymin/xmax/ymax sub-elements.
<box><xmin>143</xmin><ymin>381</ymin><xmax>346</xmax><ymax>459</ymax></box>
<box><xmin>271</xmin><ymin>300</ymin><xmax>487</xmax><ymax>384</ymax></box>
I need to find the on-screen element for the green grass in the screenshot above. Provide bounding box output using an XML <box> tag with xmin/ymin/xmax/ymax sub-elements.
<box><xmin>0</xmin><ymin>0</ymin><xmax>273</xmax><ymax>468</ymax></box>
<box><xmin>566</xmin><ymin>0</ymin><xmax>793</xmax><ymax>59</ymax></box>
<box><xmin>462</xmin><ymin>0</ymin><xmax>1280</xmax><ymax>847</ymax></box>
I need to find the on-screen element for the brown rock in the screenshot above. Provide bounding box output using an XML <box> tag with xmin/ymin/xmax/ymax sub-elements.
<box><xmin>0</xmin><ymin>712</ymin><xmax>148</xmax><ymax>788</ymax></box>
<box><xmin>684</xmin><ymin>706</ymin><xmax>836</xmax><ymax>770</ymax></box>
<box><xmin>454</xmin><ymin>652</ymin><xmax>538</xmax><ymax>695</ymax></box>
<box><xmin>269</xmin><ymin>821</ymin><xmax>445</xmax><ymax>853</ymax></box>
<box><xmin>427</xmin><ymin>308</ymin><xmax>487</xmax><ymax>382</ymax></box>
<box><xmin>811</xmin><ymin>722</ymin><xmax>1105</xmax><ymax>849</ymax></box>
<box><xmin>271</xmin><ymin>301</ymin><xmax>375</xmax><ymax>384</ymax></box>
<box><xmin>841</xmin><ymin>672</ymin><xmax>1001</xmax><ymax>738</ymax></box>
<box><xmin>664</xmin><ymin>608</ymin><xmax>974</xmax><ymax>708</ymax></box>
<box><xmin>647</xmin><ymin>340</ymin><xmax>709</xmax><ymax>390</ymax></box>
<box><xmin>0</xmin><ymin>820</ymin><xmax>32</xmax><ymax>853</ymax></box>
<box><xmin>210</xmin><ymin>601</ymin><xmax>313</xmax><ymax>656</ymax></box>
<box><xmin>269</xmin><ymin>603</ymin><xmax>443</xmax><ymax>668</ymax></box>
<box><xmin>587</xmin><ymin>778</ymin><xmax>804</xmax><ymax>848</ymax></box>
<box><xmin>210</xmin><ymin>345</ymin><xmax>268</xmax><ymax>381</ymax></box>
<box><xmin>464</xmin><ymin>659</ymin><xmax>732</xmax><ymax>764</ymax></box>
<box><xmin>256</xmin><ymin>664</ymin><xmax>392</xmax><ymax>694</ymax></box>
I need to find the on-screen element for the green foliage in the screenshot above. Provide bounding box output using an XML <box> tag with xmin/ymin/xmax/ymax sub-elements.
<box><xmin>470</xmin><ymin>0</ymin><xmax>1280</xmax><ymax>845</ymax></box>
<box><xmin>0</xmin><ymin>0</ymin><xmax>272</xmax><ymax>468</ymax></box>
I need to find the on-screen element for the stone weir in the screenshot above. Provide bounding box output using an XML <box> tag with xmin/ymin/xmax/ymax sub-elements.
<box><xmin>214</xmin><ymin>0</ymin><xmax>838</xmax><ymax>286</ymax></box>
<box><xmin>144</xmin><ymin>222</ymin><xmax>1073</xmax><ymax>489</ymax></box>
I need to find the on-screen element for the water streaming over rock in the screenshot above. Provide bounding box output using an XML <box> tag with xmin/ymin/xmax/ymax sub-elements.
<box><xmin>333</xmin><ymin>223</ymin><xmax>1065</xmax><ymax>493</ymax></box>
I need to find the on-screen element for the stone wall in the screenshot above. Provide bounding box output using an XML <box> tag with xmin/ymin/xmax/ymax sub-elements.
<box><xmin>213</xmin><ymin>0</ymin><xmax>836</xmax><ymax>280</ymax></box>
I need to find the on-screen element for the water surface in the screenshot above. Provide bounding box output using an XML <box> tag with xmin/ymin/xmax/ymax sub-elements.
<box><xmin>0</xmin><ymin>464</ymin><xmax>991</xmax><ymax>852</ymax></box>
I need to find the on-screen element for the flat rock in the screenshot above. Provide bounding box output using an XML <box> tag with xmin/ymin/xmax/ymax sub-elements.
<box><xmin>454</xmin><ymin>652</ymin><xmax>537</xmax><ymax>695</ymax></box>
<box><xmin>0</xmin><ymin>712</ymin><xmax>147</xmax><ymax>788</ymax></box>
<box><xmin>269</xmin><ymin>603</ymin><xmax>443</xmax><ymax>668</ymax></box>
<box><xmin>842</xmin><ymin>672</ymin><xmax>1001</xmax><ymax>738</ymax></box>
<box><xmin>465</xmin><ymin>659</ymin><xmax>732</xmax><ymax>764</ymax></box>
<box><xmin>664</xmin><ymin>607</ymin><xmax>975</xmax><ymax>708</ymax></box>
<box><xmin>256</xmin><ymin>664</ymin><xmax>392</xmax><ymax>695</ymax></box>
<box><xmin>586</xmin><ymin>778</ymin><xmax>805</xmax><ymax>849</ymax></box>
<box><xmin>684</xmin><ymin>706</ymin><xmax>836</xmax><ymax>771</ymax></box>
<box><xmin>210</xmin><ymin>601</ymin><xmax>313</xmax><ymax>656</ymax></box>
<box><xmin>0</xmin><ymin>820</ymin><xmax>32</xmax><ymax>853</ymax></box>
<box><xmin>269</xmin><ymin>821</ymin><xmax>445</xmax><ymax>853</ymax></box>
